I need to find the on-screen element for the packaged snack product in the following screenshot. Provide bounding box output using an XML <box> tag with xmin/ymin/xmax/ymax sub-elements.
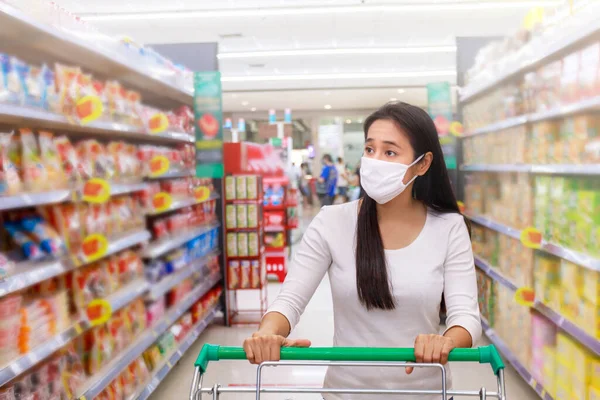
<box><xmin>48</xmin><ymin>204</ymin><xmax>83</xmax><ymax>252</ymax></box>
<box><xmin>236</xmin><ymin>205</ymin><xmax>247</xmax><ymax>228</ymax></box>
<box><xmin>247</xmin><ymin>204</ymin><xmax>258</xmax><ymax>228</ymax></box>
<box><xmin>225</xmin><ymin>205</ymin><xmax>236</xmax><ymax>229</ymax></box>
<box><xmin>19</xmin><ymin>129</ymin><xmax>47</xmax><ymax>191</ymax></box>
<box><xmin>240</xmin><ymin>260</ymin><xmax>251</xmax><ymax>289</ymax></box>
<box><xmin>38</xmin><ymin>131</ymin><xmax>67</xmax><ymax>189</ymax></box>
<box><xmin>226</xmin><ymin>233</ymin><xmax>237</xmax><ymax>257</ymax></box>
<box><xmin>0</xmin><ymin>54</ymin><xmax>24</xmax><ymax>105</ymax></box>
<box><xmin>246</xmin><ymin>175</ymin><xmax>258</xmax><ymax>199</ymax></box>
<box><xmin>248</xmin><ymin>232</ymin><xmax>259</xmax><ymax>256</ymax></box>
<box><xmin>0</xmin><ymin>131</ymin><xmax>22</xmax><ymax>195</ymax></box>
<box><xmin>72</xmin><ymin>263</ymin><xmax>110</xmax><ymax>311</ymax></box>
<box><xmin>228</xmin><ymin>261</ymin><xmax>240</xmax><ymax>289</ymax></box>
<box><xmin>238</xmin><ymin>233</ymin><xmax>249</xmax><ymax>257</ymax></box>
<box><xmin>20</xmin><ymin>215</ymin><xmax>65</xmax><ymax>256</ymax></box>
<box><xmin>236</xmin><ymin>176</ymin><xmax>247</xmax><ymax>199</ymax></box>
<box><xmin>251</xmin><ymin>260</ymin><xmax>262</xmax><ymax>288</ymax></box>
<box><xmin>4</xmin><ymin>220</ymin><xmax>43</xmax><ymax>260</ymax></box>
<box><xmin>54</xmin><ymin>135</ymin><xmax>83</xmax><ymax>185</ymax></box>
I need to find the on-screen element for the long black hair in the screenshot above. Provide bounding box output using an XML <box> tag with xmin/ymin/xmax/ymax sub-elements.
<box><xmin>356</xmin><ymin>102</ymin><xmax>468</xmax><ymax>310</ymax></box>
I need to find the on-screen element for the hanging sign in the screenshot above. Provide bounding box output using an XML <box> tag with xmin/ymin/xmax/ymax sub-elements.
<box><xmin>520</xmin><ymin>227</ymin><xmax>543</xmax><ymax>249</ymax></box>
<box><xmin>427</xmin><ymin>82</ymin><xmax>456</xmax><ymax>169</ymax></box>
<box><xmin>81</xmin><ymin>233</ymin><xmax>109</xmax><ymax>262</ymax></box>
<box><xmin>194</xmin><ymin>72</ymin><xmax>224</xmax><ymax>178</ymax></box>
<box><xmin>82</xmin><ymin>179</ymin><xmax>111</xmax><ymax>204</ymax></box>
<box><xmin>514</xmin><ymin>287</ymin><xmax>536</xmax><ymax>307</ymax></box>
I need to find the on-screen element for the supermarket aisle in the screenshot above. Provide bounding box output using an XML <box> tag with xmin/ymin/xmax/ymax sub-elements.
<box><xmin>151</xmin><ymin>266</ymin><xmax>539</xmax><ymax>399</ymax></box>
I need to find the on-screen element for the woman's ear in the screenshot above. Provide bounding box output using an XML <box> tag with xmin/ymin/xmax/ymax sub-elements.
<box><xmin>416</xmin><ymin>152</ymin><xmax>433</xmax><ymax>176</ymax></box>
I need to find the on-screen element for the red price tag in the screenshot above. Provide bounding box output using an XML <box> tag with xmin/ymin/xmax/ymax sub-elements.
<box><xmin>194</xmin><ymin>186</ymin><xmax>211</xmax><ymax>202</ymax></box>
<box><xmin>82</xmin><ymin>178</ymin><xmax>111</xmax><ymax>204</ymax></box>
<box><xmin>76</xmin><ymin>95</ymin><xmax>104</xmax><ymax>125</ymax></box>
<box><xmin>514</xmin><ymin>287</ymin><xmax>536</xmax><ymax>307</ymax></box>
<box><xmin>82</xmin><ymin>233</ymin><xmax>109</xmax><ymax>262</ymax></box>
<box><xmin>520</xmin><ymin>227</ymin><xmax>543</xmax><ymax>249</ymax></box>
<box><xmin>152</xmin><ymin>192</ymin><xmax>173</xmax><ymax>213</ymax></box>
<box><xmin>149</xmin><ymin>155</ymin><xmax>170</xmax><ymax>177</ymax></box>
<box><xmin>86</xmin><ymin>299</ymin><xmax>112</xmax><ymax>326</ymax></box>
<box><xmin>149</xmin><ymin>113</ymin><xmax>169</xmax><ymax>134</ymax></box>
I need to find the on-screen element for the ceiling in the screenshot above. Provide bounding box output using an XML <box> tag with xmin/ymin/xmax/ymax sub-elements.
<box><xmin>55</xmin><ymin>0</ymin><xmax>559</xmax><ymax>112</ymax></box>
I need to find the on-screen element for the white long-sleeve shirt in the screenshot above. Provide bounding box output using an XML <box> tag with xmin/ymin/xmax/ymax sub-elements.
<box><xmin>267</xmin><ymin>200</ymin><xmax>481</xmax><ymax>400</ymax></box>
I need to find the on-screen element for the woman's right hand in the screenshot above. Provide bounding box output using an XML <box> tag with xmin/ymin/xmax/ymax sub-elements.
<box><xmin>243</xmin><ymin>332</ymin><xmax>311</xmax><ymax>364</ymax></box>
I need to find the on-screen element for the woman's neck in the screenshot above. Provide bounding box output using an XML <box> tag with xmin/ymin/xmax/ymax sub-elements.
<box><xmin>376</xmin><ymin>190</ymin><xmax>423</xmax><ymax>220</ymax></box>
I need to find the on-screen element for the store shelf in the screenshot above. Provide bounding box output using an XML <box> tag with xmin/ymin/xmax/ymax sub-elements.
<box><xmin>0</xmin><ymin>182</ymin><xmax>149</xmax><ymax>212</ymax></box>
<box><xmin>0</xmin><ymin>278</ymin><xmax>149</xmax><ymax>386</ymax></box>
<box><xmin>0</xmin><ymin>230</ymin><xmax>151</xmax><ymax>297</ymax></box>
<box><xmin>75</xmin><ymin>271</ymin><xmax>221</xmax><ymax>400</ymax></box>
<box><xmin>142</xmin><ymin>223</ymin><xmax>220</xmax><ymax>259</ymax></box>
<box><xmin>147</xmin><ymin>251</ymin><xmax>220</xmax><ymax>301</ymax></box>
<box><xmin>147</xmin><ymin>194</ymin><xmax>220</xmax><ymax>216</ymax></box>
<box><xmin>264</xmin><ymin>226</ymin><xmax>285</xmax><ymax>232</ymax></box>
<box><xmin>133</xmin><ymin>306</ymin><xmax>220</xmax><ymax>400</ymax></box>
<box><xmin>0</xmin><ymin>4</ymin><xmax>192</xmax><ymax>107</ymax></box>
<box><xmin>263</xmin><ymin>205</ymin><xmax>286</xmax><ymax>211</ymax></box>
<box><xmin>147</xmin><ymin>168</ymin><xmax>196</xmax><ymax>180</ymax></box>
<box><xmin>460</xmin><ymin>6</ymin><xmax>600</xmax><ymax>102</ymax></box>
<box><xmin>466</xmin><ymin>213</ymin><xmax>600</xmax><ymax>272</ymax></box>
<box><xmin>481</xmin><ymin>317</ymin><xmax>554</xmax><ymax>400</ymax></box>
<box><xmin>475</xmin><ymin>257</ymin><xmax>600</xmax><ymax>357</ymax></box>
<box><xmin>464</xmin><ymin>95</ymin><xmax>600</xmax><ymax>137</ymax></box>
<box><xmin>225</xmin><ymin>199</ymin><xmax>262</xmax><ymax>204</ymax></box>
<box><xmin>0</xmin><ymin>104</ymin><xmax>194</xmax><ymax>144</ymax></box>
<box><xmin>461</xmin><ymin>164</ymin><xmax>600</xmax><ymax>175</ymax></box>
<box><xmin>0</xmin><ymin>190</ymin><xmax>72</xmax><ymax>211</ymax></box>
<box><xmin>74</xmin><ymin>229</ymin><xmax>152</xmax><ymax>266</ymax></box>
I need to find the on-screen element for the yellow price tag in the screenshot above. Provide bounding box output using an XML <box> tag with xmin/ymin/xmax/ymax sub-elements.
<box><xmin>148</xmin><ymin>113</ymin><xmax>169</xmax><ymax>134</ymax></box>
<box><xmin>194</xmin><ymin>186</ymin><xmax>211</xmax><ymax>203</ymax></box>
<box><xmin>457</xmin><ymin>201</ymin><xmax>465</xmax><ymax>214</ymax></box>
<box><xmin>76</xmin><ymin>95</ymin><xmax>104</xmax><ymax>125</ymax></box>
<box><xmin>520</xmin><ymin>227</ymin><xmax>543</xmax><ymax>249</ymax></box>
<box><xmin>82</xmin><ymin>178</ymin><xmax>111</xmax><ymax>204</ymax></box>
<box><xmin>149</xmin><ymin>155</ymin><xmax>170</xmax><ymax>178</ymax></box>
<box><xmin>515</xmin><ymin>287</ymin><xmax>536</xmax><ymax>307</ymax></box>
<box><xmin>449</xmin><ymin>121</ymin><xmax>464</xmax><ymax>137</ymax></box>
<box><xmin>86</xmin><ymin>298</ymin><xmax>112</xmax><ymax>327</ymax></box>
<box><xmin>81</xmin><ymin>233</ymin><xmax>109</xmax><ymax>262</ymax></box>
<box><xmin>153</xmin><ymin>192</ymin><xmax>173</xmax><ymax>213</ymax></box>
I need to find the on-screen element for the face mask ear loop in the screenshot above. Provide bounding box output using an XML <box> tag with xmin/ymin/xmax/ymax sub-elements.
<box><xmin>406</xmin><ymin>154</ymin><xmax>425</xmax><ymax>192</ymax></box>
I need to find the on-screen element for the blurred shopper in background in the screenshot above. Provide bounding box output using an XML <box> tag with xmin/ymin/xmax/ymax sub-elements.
<box><xmin>348</xmin><ymin>161</ymin><xmax>362</xmax><ymax>202</ymax></box>
<box><xmin>316</xmin><ymin>154</ymin><xmax>337</xmax><ymax>207</ymax></box>
<box><xmin>299</xmin><ymin>162</ymin><xmax>314</xmax><ymax>207</ymax></box>
<box><xmin>335</xmin><ymin>157</ymin><xmax>349</xmax><ymax>203</ymax></box>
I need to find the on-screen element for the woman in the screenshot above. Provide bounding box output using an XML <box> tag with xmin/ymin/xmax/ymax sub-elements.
<box><xmin>243</xmin><ymin>102</ymin><xmax>480</xmax><ymax>399</ymax></box>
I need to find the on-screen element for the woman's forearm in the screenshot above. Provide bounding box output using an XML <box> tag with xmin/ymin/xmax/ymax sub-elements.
<box><xmin>443</xmin><ymin>325</ymin><xmax>473</xmax><ymax>348</ymax></box>
<box><xmin>256</xmin><ymin>312</ymin><xmax>292</xmax><ymax>337</ymax></box>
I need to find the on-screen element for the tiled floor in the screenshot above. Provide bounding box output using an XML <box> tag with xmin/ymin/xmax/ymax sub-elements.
<box><xmin>150</xmin><ymin>205</ymin><xmax>539</xmax><ymax>399</ymax></box>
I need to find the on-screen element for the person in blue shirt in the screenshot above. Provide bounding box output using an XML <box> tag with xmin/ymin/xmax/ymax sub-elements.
<box><xmin>317</xmin><ymin>153</ymin><xmax>337</xmax><ymax>206</ymax></box>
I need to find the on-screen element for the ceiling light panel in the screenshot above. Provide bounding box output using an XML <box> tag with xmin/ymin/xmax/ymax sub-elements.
<box><xmin>218</xmin><ymin>46</ymin><xmax>457</xmax><ymax>59</ymax></box>
<box><xmin>82</xmin><ymin>1</ymin><xmax>562</xmax><ymax>20</ymax></box>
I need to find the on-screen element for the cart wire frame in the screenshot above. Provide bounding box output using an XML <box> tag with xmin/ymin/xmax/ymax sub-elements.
<box><xmin>190</xmin><ymin>344</ymin><xmax>507</xmax><ymax>400</ymax></box>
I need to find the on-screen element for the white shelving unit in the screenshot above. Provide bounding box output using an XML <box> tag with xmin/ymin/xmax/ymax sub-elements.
<box><xmin>0</xmin><ymin>4</ymin><xmax>224</xmax><ymax>398</ymax></box>
<box><xmin>459</xmin><ymin>7</ymin><xmax>600</xmax><ymax>399</ymax></box>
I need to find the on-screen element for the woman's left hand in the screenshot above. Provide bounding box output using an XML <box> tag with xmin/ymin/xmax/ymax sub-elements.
<box><xmin>405</xmin><ymin>334</ymin><xmax>456</xmax><ymax>374</ymax></box>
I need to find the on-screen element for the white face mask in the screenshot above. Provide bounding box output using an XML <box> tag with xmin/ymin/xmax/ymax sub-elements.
<box><xmin>360</xmin><ymin>154</ymin><xmax>425</xmax><ymax>204</ymax></box>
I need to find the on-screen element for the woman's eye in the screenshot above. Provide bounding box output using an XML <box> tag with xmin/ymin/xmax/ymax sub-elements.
<box><xmin>385</xmin><ymin>150</ymin><xmax>397</xmax><ymax>157</ymax></box>
<box><xmin>364</xmin><ymin>147</ymin><xmax>374</xmax><ymax>154</ymax></box>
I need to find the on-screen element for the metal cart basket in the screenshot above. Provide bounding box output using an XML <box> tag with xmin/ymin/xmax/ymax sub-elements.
<box><xmin>190</xmin><ymin>344</ymin><xmax>506</xmax><ymax>399</ymax></box>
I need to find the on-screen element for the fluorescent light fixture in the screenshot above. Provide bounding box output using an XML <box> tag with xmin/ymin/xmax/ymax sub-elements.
<box><xmin>83</xmin><ymin>1</ymin><xmax>561</xmax><ymax>21</ymax></box>
<box><xmin>218</xmin><ymin>46</ymin><xmax>456</xmax><ymax>59</ymax></box>
<box><xmin>221</xmin><ymin>70</ymin><xmax>455</xmax><ymax>82</ymax></box>
<box><xmin>241</xmin><ymin>101</ymin><xmax>249</xmax><ymax>106</ymax></box>
<box><xmin>397</xmin><ymin>89</ymin><xmax>405</xmax><ymax>94</ymax></box>
<box><xmin>390</xmin><ymin>97</ymin><xmax>398</xmax><ymax>101</ymax></box>
<box><xmin>324</xmin><ymin>105</ymin><xmax>332</xmax><ymax>110</ymax></box>
<box><xmin>345</xmin><ymin>119</ymin><xmax>352</xmax><ymax>124</ymax></box>
<box><xmin>251</xmin><ymin>107</ymin><xmax>257</xmax><ymax>111</ymax></box>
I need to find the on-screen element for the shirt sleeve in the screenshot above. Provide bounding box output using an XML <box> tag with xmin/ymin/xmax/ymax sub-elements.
<box><xmin>442</xmin><ymin>217</ymin><xmax>482</xmax><ymax>346</ymax></box>
<box><xmin>320</xmin><ymin>166</ymin><xmax>328</xmax><ymax>180</ymax></box>
<box><xmin>266</xmin><ymin>207</ymin><xmax>332</xmax><ymax>331</ymax></box>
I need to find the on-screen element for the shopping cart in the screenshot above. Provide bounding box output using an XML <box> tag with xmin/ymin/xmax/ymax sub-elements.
<box><xmin>190</xmin><ymin>344</ymin><xmax>507</xmax><ymax>399</ymax></box>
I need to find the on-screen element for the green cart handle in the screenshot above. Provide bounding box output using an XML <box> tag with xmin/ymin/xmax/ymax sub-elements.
<box><xmin>195</xmin><ymin>344</ymin><xmax>505</xmax><ymax>376</ymax></box>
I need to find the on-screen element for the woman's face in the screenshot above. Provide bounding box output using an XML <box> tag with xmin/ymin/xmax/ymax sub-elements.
<box><xmin>364</xmin><ymin>119</ymin><xmax>416</xmax><ymax>165</ymax></box>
